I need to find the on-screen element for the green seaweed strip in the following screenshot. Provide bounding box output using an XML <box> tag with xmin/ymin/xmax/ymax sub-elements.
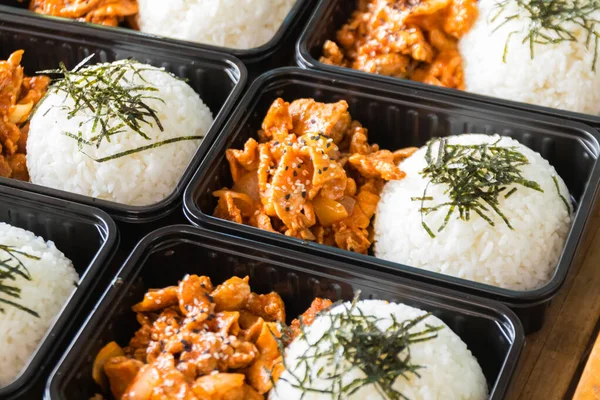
<box><xmin>552</xmin><ymin>175</ymin><xmax>571</xmax><ymax>214</ymax></box>
<box><xmin>88</xmin><ymin>135</ymin><xmax>204</xmax><ymax>163</ymax></box>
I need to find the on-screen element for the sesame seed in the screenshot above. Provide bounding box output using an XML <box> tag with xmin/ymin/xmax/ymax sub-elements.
<box><xmin>294</xmin><ymin>171</ymin><xmax>298</xmax><ymax>176</ymax></box>
<box><xmin>323</xmin><ymin>167</ymin><xmax>329</xmax><ymax>171</ymax></box>
<box><xmin>285</xmin><ymin>194</ymin><xmax>291</xmax><ymax>200</ymax></box>
<box><xmin>318</xmin><ymin>169</ymin><xmax>322</xmax><ymax>174</ymax></box>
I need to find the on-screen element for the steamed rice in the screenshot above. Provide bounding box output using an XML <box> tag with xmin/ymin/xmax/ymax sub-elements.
<box><xmin>137</xmin><ymin>0</ymin><xmax>297</xmax><ymax>49</ymax></box>
<box><xmin>460</xmin><ymin>0</ymin><xmax>600</xmax><ymax>115</ymax></box>
<box><xmin>374</xmin><ymin>134</ymin><xmax>572</xmax><ymax>291</ymax></box>
<box><xmin>27</xmin><ymin>60</ymin><xmax>213</xmax><ymax>206</ymax></box>
<box><xmin>0</xmin><ymin>223</ymin><xmax>78</xmax><ymax>386</ymax></box>
<box><xmin>270</xmin><ymin>300</ymin><xmax>488</xmax><ymax>400</ymax></box>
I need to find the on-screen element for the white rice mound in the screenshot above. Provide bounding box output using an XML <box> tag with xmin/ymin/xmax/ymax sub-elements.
<box><xmin>27</xmin><ymin>60</ymin><xmax>213</xmax><ymax>206</ymax></box>
<box><xmin>0</xmin><ymin>223</ymin><xmax>78</xmax><ymax>386</ymax></box>
<box><xmin>460</xmin><ymin>0</ymin><xmax>600</xmax><ymax>115</ymax></box>
<box><xmin>137</xmin><ymin>0</ymin><xmax>297</xmax><ymax>49</ymax></box>
<box><xmin>374</xmin><ymin>134</ymin><xmax>572</xmax><ymax>291</ymax></box>
<box><xmin>270</xmin><ymin>300</ymin><xmax>488</xmax><ymax>400</ymax></box>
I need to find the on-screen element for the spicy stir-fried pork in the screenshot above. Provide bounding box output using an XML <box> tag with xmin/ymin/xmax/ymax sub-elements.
<box><xmin>213</xmin><ymin>98</ymin><xmax>416</xmax><ymax>254</ymax></box>
<box><xmin>93</xmin><ymin>275</ymin><xmax>332</xmax><ymax>400</ymax></box>
<box><xmin>321</xmin><ymin>0</ymin><xmax>478</xmax><ymax>89</ymax></box>
<box><xmin>27</xmin><ymin>0</ymin><xmax>138</xmax><ymax>27</ymax></box>
<box><xmin>0</xmin><ymin>50</ymin><xmax>49</xmax><ymax>180</ymax></box>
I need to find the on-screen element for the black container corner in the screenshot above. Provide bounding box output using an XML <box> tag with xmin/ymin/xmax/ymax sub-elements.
<box><xmin>0</xmin><ymin>186</ymin><xmax>118</xmax><ymax>399</ymax></box>
<box><xmin>46</xmin><ymin>224</ymin><xmax>524</xmax><ymax>400</ymax></box>
<box><xmin>183</xmin><ymin>67</ymin><xmax>600</xmax><ymax>334</ymax></box>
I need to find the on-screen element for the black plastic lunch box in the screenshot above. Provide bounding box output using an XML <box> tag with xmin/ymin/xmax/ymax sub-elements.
<box><xmin>295</xmin><ymin>0</ymin><xmax>600</xmax><ymax>132</ymax></box>
<box><xmin>0</xmin><ymin>186</ymin><xmax>118</xmax><ymax>399</ymax></box>
<box><xmin>0</xmin><ymin>11</ymin><xmax>247</xmax><ymax>225</ymax></box>
<box><xmin>183</xmin><ymin>67</ymin><xmax>600</xmax><ymax>334</ymax></box>
<box><xmin>45</xmin><ymin>225</ymin><xmax>524</xmax><ymax>400</ymax></box>
<box><xmin>0</xmin><ymin>0</ymin><xmax>317</xmax><ymax>77</ymax></box>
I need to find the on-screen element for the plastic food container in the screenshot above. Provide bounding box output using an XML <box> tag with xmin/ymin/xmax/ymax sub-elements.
<box><xmin>0</xmin><ymin>186</ymin><xmax>118</xmax><ymax>399</ymax></box>
<box><xmin>0</xmin><ymin>0</ymin><xmax>314</xmax><ymax>73</ymax></box>
<box><xmin>183</xmin><ymin>67</ymin><xmax>600</xmax><ymax>334</ymax></box>
<box><xmin>295</xmin><ymin>0</ymin><xmax>600</xmax><ymax>131</ymax></box>
<box><xmin>46</xmin><ymin>225</ymin><xmax>524</xmax><ymax>400</ymax></box>
<box><xmin>0</xmin><ymin>11</ymin><xmax>246</xmax><ymax>224</ymax></box>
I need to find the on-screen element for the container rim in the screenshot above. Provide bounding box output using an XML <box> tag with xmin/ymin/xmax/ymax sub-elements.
<box><xmin>0</xmin><ymin>186</ymin><xmax>119</xmax><ymax>398</ymax></box>
<box><xmin>46</xmin><ymin>224</ymin><xmax>524</xmax><ymax>400</ymax></box>
<box><xmin>183</xmin><ymin>66</ymin><xmax>600</xmax><ymax>307</ymax></box>
<box><xmin>0</xmin><ymin>11</ymin><xmax>248</xmax><ymax>223</ymax></box>
<box><xmin>0</xmin><ymin>0</ymin><xmax>310</xmax><ymax>63</ymax></box>
<box><xmin>295</xmin><ymin>0</ymin><xmax>600</xmax><ymax>129</ymax></box>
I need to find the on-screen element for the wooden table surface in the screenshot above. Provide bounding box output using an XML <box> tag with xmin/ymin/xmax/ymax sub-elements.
<box><xmin>507</xmin><ymin>199</ymin><xmax>600</xmax><ymax>400</ymax></box>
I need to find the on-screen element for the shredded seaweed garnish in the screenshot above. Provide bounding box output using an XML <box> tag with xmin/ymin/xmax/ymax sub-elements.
<box><xmin>0</xmin><ymin>244</ymin><xmax>40</xmax><ymax>317</ymax></box>
<box><xmin>552</xmin><ymin>175</ymin><xmax>571</xmax><ymax>213</ymax></box>
<box><xmin>272</xmin><ymin>292</ymin><xmax>442</xmax><ymax>399</ymax></box>
<box><xmin>412</xmin><ymin>138</ymin><xmax>543</xmax><ymax>238</ymax></box>
<box><xmin>491</xmin><ymin>0</ymin><xmax>600</xmax><ymax>71</ymax></box>
<box><xmin>38</xmin><ymin>55</ymin><xmax>203</xmax><ymax>162</ymax></box>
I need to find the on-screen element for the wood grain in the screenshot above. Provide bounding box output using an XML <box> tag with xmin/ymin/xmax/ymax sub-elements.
<box><xmin>508</xmin><ymin>201</ymin><xmax>600</xmax><ymax>400</ymax></box>
<box><xmin>573</xmin><ymin>331</ymin><xmax>600</xmax><ymax>399</ymax></box>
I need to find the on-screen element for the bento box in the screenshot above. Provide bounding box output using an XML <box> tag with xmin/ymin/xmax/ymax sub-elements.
<box><xmin>0</xmin><ymin>0</ymin><xmax>314</xmax><ymax>71</ymax></box>
<box><xmin>0</xmin><ymin>11</ymin><xmax>246</xmax><ymax>224</ymax></box>
<box><xmin>296</xmin><ymin>0</ymin><xmax>600</xmax><ymax>131</ymax></box>
<box><xmin>46</xmin><ymin>225</ymin><xmax>523</xmax><ymax>400</ymax></box>
<box><xmin>183</xmin><ymin>67</ymin><xmax>600</xmax><ymax>334</ymax></box>
<box><xmin>0</xmin><ymin>186</ymin><xmax>117</xmax><ymax>399</ymax></box>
